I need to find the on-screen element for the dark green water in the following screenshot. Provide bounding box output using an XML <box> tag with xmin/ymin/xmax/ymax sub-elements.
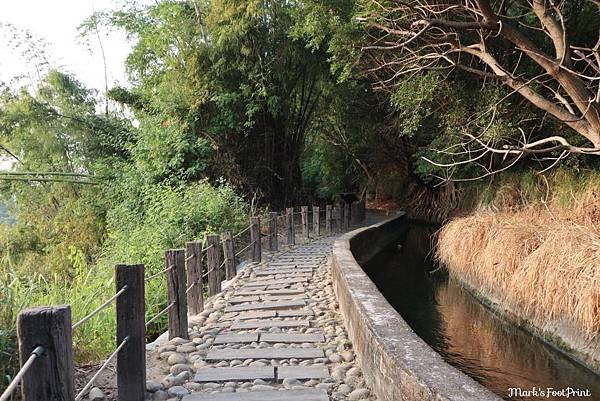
<box><xmin>362</xmin><ymin>224</ymin><xmax>600</xmax><ymax>401</ymax></box>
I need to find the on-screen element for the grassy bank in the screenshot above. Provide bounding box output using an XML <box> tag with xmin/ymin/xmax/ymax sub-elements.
<box><xmin>436</xmin><ymin>170</ymin><xmax>599</xmax><ymax>343</ymax></box>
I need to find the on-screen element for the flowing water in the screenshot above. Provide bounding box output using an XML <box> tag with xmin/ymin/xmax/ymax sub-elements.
<box><xmin>362</xmin><ymin>224</ymin><xmax>600</xmax><ymax>401</ymax></box>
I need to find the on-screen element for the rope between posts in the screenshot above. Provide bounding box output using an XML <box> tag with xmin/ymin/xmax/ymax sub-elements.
<box><xmin>234</xmin><ymin>241</ymin><xmax>255</xmax><ymax>258</ymax></box>
<box><xmin>185</xmin><ymin>281</ymin><xmax>198</xmax><ymax>294</ymax></box>
<box><xmin>202</xmin><ymin>267</ymin><xmax>214</xmax><ymax>279</ymax></box>
<box><xmin>145</xmin><ymin>302</ymin><xmax>175</xmax><ymax>327</ymax></box>
<box><xmin>0</xmin><ymin>346</ymin><xmax>45</xmax><ymax>401</ymax></box>
<box><xmin>72</xmin><ymin>285</ymin><xmax>128</xmax><ymax>330</ymax></box>
<box><xmin>232</xmin><ymin>224</ymin><xmax>252</xmax><ymax>240</ymax></box>
<box><xmin>145</xmin><ymin>264</ymin><xmax>174</xmax><ymax>282</ymax></box>
<box><xmin>75</xmin><ymin>337</ymin><xmax>129</xmax><ymax>401</ymax></box>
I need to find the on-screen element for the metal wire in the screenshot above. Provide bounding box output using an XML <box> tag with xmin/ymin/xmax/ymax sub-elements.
<box><xmin>145</xmin><ymin>302</ymin><xmax>175</xmax><ymax>327</ymax></box>
<box><xmin>75</xmin><ymin>337</ymin><xmax>129</xmax><ymax>401</ymax></box>
<box><xmin>0</xmin><ymin>346</ymin><xmax>45</xmax><ymax>401</ymax></box>
<box><xmin>72</xmin><ymin>286</ymin><xmax>128</xmax><ymax>330</ymax></box>
<box><xmin>145</xmin><ymin>264</ymin><xmax>174</xmax><ymax>282</ymax></box>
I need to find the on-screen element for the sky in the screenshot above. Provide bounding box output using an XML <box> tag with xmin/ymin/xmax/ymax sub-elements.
<box><xmin>0</xmin><ymin>0</ymin><xmax>143</xmax><ymax>93</ymax></box>
<box><xmin>0</xmin><ymin>0</ymin><xmax>151</xmax><ymax>169</ymax></box>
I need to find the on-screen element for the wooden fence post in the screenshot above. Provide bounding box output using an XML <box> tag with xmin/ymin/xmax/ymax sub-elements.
<box><xmin>332</xmin><ymin>205</ymin><xmax>340</xmax><ymax>233</ymax></box>
<box><xmin>269</xmin><ymin>212</ymin><xmax>278</xmax><ymax>252</ymax></box>
<box><xmin>313</xmin><ymin>206</ymin><xmax>320</xmax><ymax>236</ymax></box>
<box><xmin>250</xmin><ymin>216</ymin><xmax>262</xmax><ymax>263</ymax></box>
<box><xmin>185</xmin><ymin>242</ymin><xmax>203</xmax><ymax>315</ymax></box>
<box><xmin>360</xmin><ymin>199</ymin><xmax>366</xmax><ymax>222</ymax></box>
<box><xmin>17</xmin><ymin>305</ymin><xmax>74</xmax><ymax>401</ymax></box>
<box><xmin>116</xmin><ymin>264</ymin><xmax>146</xmax><ymax>401</ymax></box>
<box><xmin>301</xmin><ymin>206</ymin><xmax>309</xmax><ymax>238</ymax></box>
<box><xmin>166</xmin><ymin>249</ymin><xmax>188</xmax><ymax>340</ymax></box>
<box><xmin>326</xmin><ymin>205</ymin><xmax>332</xmax><ymax>234</ymax></box>
<box><xmin>350</xmin><ymin>201</ymin><xmax>360</xmax><ymax>225</ymax></box>
<box><xmin>206</xmin><ymin>235</ymin><xmax>221</xmax><ymax>297</ymax></box>
<box><xmin>221</xmin><ymin>232</ymin><xmax>236</xmax><ymax>280</ymax></box>
<box><xmin>343</xmin><ymin>203</ymin><xmax>350</xmax><ymax>230</ymax></box>
<box><xmin>286</xmin><ymin>208</ymin><xmax>295</xmax><ymax>245</ymax></box>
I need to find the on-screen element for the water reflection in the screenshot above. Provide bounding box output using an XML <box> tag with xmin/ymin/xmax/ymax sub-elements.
<box><xmin>362</xmin><ymin>224</ymin><xmax>600</xmax><ymax>401</ymax></box>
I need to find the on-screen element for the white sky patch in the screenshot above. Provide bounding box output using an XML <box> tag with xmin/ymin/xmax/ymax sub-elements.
<box><xmin>0</xmin><ymin>0</ymin><xmax>150</xmax><ymax>93</ymax></box>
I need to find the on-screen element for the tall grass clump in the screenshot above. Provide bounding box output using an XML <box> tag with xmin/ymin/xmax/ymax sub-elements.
<box><xmin>437</xmin><ymin>170</ymin><xmax>600</xmax><ymax>339</ymax></box>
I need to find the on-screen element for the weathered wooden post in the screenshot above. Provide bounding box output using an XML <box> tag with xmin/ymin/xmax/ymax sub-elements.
<box><xmin>301</xmin><ymin>206</ymin><xmax>309</xmax><ymax>238</ymax></box>
<box><xmin>286</xmin><ymin>207</ymin><xmax>295</xmax><ymax>245</ymax></box>
<box><xmin>206</xmin><ymin>235</ymin><xmax>221</xmax><ymax>296</ymax></box>
<box><xmin>250</xmin><ymin>216</ymin><xmax>262</xmax><ymax>263</ymax></box>
<box><xmin>269</xmin><ymin>212</ymin><xmax>278</xmax><ymax>252</ymax></box>
<box><xmin>166</xmin><ymin>249</ymin><xmax>188</xmax><ymax>339</ymax></box>
<box><xmin>185</xmin><ymin>242</ymin><xmax>203</xmax><ymax>315</ymax></box>
<box><xmin>17</xmin><ymin>305</ymin><xmax>74</xmax><ymax>401</ymax></box>
<box><xmin>116</xmin><ymin>264</ymin><xmax>146</xmax><ymax>401</ymax></box>
<box><xmin>343</xmin><ymin>203</ymin><xmax>350</xmax><ymax>230</ymax></box>
<box><xmin>350</xmin><ymin>201</ymin><xmax>360</xmax><ymax>225</ymax></box>
<box><xmin>360</xmin><ymin>199</ymin><xmax>367</xmax><ymax>222</ymax></box>
<box><xmin>313</xmin><ymin>206</ymin><xmax>320</xmax><ymax>236</ymax></box>
<box><xmin>332</xmin><ymin>205</ymin><xmax>340</xmax><ymax>233</ymax></box>
<box><xmin>326</xmin><ymin>205</ymin><xmax>332</xmax><ymax>234</ymax></box>
<box><xmin>221</xmin><ymin>232</ymin><xmax>236</xmax><ymax>280</ymax></box>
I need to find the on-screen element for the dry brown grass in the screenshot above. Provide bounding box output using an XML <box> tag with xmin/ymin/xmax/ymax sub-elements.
<box><xmin>437</xmin><ymin>185</ymin><xmax>600</xmax><ymax>338</ymax></box>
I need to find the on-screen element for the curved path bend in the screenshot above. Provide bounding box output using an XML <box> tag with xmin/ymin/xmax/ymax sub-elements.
<box><xmin>146</xmin><ymin>235</ymin><xmax>377</xmax><ymax>401</ymax></box>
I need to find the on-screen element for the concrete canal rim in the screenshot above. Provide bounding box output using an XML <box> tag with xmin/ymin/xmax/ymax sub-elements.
<box><xmin>331</xmin><ymin>213</ymin><xmax>502</xmax><ymax>401</ymax></box>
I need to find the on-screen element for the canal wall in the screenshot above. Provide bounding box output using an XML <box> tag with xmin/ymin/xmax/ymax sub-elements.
<box><xmin>331</xmin><ymin>213</ymin><xmax>501</xmax><ymax>401</ymax></box>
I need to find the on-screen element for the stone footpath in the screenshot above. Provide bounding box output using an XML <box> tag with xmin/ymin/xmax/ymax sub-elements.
<box><xmin>145</xmin><ymin>236</ymin><xmax>377</xmax><ymax>401</ymax></box>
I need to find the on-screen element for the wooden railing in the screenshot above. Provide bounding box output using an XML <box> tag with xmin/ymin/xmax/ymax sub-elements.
<box><xmin>0</xmin><ymin>200</ymin><xmax>366</xmax><ymax>401</ymax></box>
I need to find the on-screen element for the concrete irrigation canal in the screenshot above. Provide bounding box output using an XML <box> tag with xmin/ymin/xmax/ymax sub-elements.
<box><xmin>141</xmin><ymin>212</ymin><xmax>599</xmax><ymax>401</ymax></box>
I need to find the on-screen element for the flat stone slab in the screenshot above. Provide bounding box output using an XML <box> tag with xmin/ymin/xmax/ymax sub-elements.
<box><xmin>260</xmin><ymin>333</ymin><xmax>325</xmax><ymax>343</ymax></box>
<box><xmin>230</xmin><ymin>319</ymin><xmax>310</xmax><ymax>330</ymax></box>
<box><xmin>182</xmin><ymin>389</ymin><xmax>328</xmax><ymax>401</ymax></box>
<box><xmin>277</xmin><ymin>309</ymin><xmax>314</xmax><ymax>317</ymax></box>
<box><xmin>224</xmin><ymin>300</ymin><xmax>306</xmax><ymax>313</ymax></box>
<box><xmin>238</xmin><ymin>285</ymin><xmax>267</xmax><ymax>291</ymax></box>
<box><xmin>205</xmin><ymin>348</ymin><xmax>324</xmax><ymax>360</ymax></box>
<box><xmin>259</xmin><ymin>273</ymin><xmax>313</xmax><ymax>279</ymax></box>
<box><xmin>194</xmin><ymin>367</ymin><xmax>274</xmax><ymax>382</ymax></box>
<box><xmin>278</xmin><ymin>366</ymin><xmax>329</xmax><ymax>379</ymax></box>
<box><xmin>220</xmin><ymin>311</ymin><xmax>278</xmax><ymax>321</ymax></box>
<box><xmin>234</xmin><ymin>288</ymin><xmax>305</xmax><ymax>296</ymax></box>
<box><xmin>236</xmin><ymin>311</ymin><xmax>278</xmax><ymax>320</ymax></box>
<box><xmin>228</xmin><ymin>296</ymin><xmax>260</xmax><ymax>304</ymax></box>
<box><xmin>262</xmin><ymin>294</ymin><xmax>308</xmax><ymax>301</ymax></box>
<box><xmin>254</xmin><ymin>269</ymin><xmax>313</xmax><ymax>276</ymax></box>
<box><xmin>267</xmin><ymin>263</ymin><xmax>320</xmax><ymax>268</ymax></box>
<box><xmin>245</xmin><ymin>278</ymin><xmax>309</xmax><ymax>286</ymax></box>
<box><xmin>213</xmin><ymin>333</ymin><xmax>259</xmax><ymax>344</ymax></box>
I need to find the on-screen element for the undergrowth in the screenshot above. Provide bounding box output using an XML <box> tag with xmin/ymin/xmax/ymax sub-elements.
<box><xmin>0</xmin><ymin>181</ymin><xmax>249</xmax><ymax>390</ymax></box>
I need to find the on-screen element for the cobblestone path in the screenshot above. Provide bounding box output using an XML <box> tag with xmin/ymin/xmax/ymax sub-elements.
<box><xmin>146</xmin><ymin>236</ymin><xmax>376</xmax><ymax>401</ymax></box>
